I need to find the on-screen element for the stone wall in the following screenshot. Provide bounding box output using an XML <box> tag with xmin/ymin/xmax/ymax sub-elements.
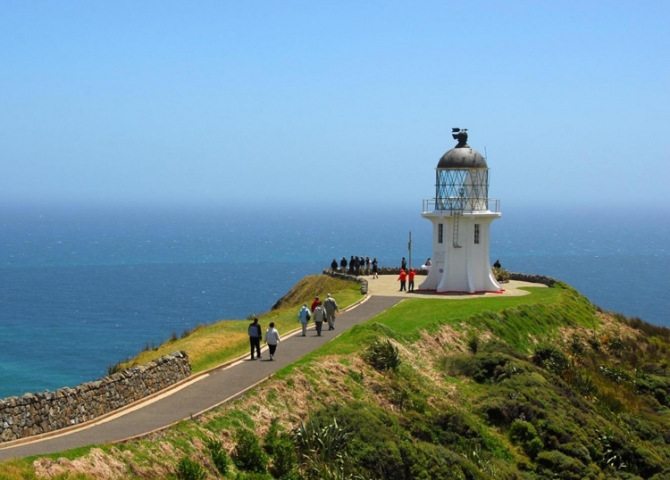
<box><xmin>0</xmin><ymin>351</ymin><xmax>190</xmax><ymax>443</ymax></box>
<box><xmin>323</xmin><ymin>269</ymin><xmax>369</xmax><ymax>294</ymax></box>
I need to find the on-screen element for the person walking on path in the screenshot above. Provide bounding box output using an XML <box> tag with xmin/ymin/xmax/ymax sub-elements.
<box><xmin>408</xmin><ymin>268</ymin><xmax>416</xmax><ymax>292</ymax></box>
<box><xmin>313</xmin><ymin>303</ymin><xmax>327</xmax><ymax>336</ymax></box>
<box><xmin>310</xmin><ymin>295</ymin><xmax>322</xmax><ymax>313</ymax></box>
<box><xmin>264</xmin><ymin>322</ymin><xmax>281</xmax><ymax>361</ymax></box>
<box><xmin>297</xmin><ymin>304</ymin><xmax>311</xmax><ymax>336</ymax></box>
<box><xmin>323</xmin><ymin>293</ymin><xmax>339</xmax><ymax>330</ymax></box>
<box><xmin>398</xmin><ymin>268</ymin><xmax>407</xmax><ymax>292</ymax></box>
<box><xmin>372</xmin><ymin>257</ymin><xmax>378</xmax><ymax>279</ymax></box>
<box><xmin>248</xmin><ymin>317</ymin><xmax>262</xmax><ymax>360</ymax></box>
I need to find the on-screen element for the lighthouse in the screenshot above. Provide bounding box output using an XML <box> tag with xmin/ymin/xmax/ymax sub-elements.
<box><xmin>419</xmin><ymin>128</ymin><xmax>502</xmax><ymax>293</ymax></box>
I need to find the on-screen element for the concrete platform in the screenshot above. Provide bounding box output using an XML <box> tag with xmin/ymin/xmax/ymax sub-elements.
<box><xmin>364</xmin><ymin>273</ymin><xmax>545</xmax><ymax>298</ymax></box>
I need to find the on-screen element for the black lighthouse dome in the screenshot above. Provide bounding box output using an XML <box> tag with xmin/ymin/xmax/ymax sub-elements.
<box><xmin>437</xmin><ymin>129</ymin><xmax>488</xmax><ymax>169</ymax></box>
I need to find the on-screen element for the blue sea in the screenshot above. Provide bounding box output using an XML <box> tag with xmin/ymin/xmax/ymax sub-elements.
<box><xmin>1</xmin><ymin>204</ymin><xmax>669</xmax><ymax>399</ymax></box>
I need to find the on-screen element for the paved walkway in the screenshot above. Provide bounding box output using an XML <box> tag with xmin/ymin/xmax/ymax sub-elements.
<box><xmin>0</xmin><ymin>275</ymin><xmax>541</xmax><ymax>461</ymax></box>
<box><xmin>0</xmin><ymin>295</ymin><xmax>404</xmax><ymax>460</ymax></box>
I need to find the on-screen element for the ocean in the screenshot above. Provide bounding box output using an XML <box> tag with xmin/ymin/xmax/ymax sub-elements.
<box><xmin>1</xmin><ymin>204</ymin><xmax>668</xmax><ymax>399</ymax></box>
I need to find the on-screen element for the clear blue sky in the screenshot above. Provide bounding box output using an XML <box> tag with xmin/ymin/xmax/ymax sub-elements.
<box><xmin>1</xmin><ymin>1</ymin><xmax>668</xmax><ymax>211</ymax></box>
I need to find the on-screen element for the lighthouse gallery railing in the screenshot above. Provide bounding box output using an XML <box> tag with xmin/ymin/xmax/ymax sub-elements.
<box><xmin>422</xmin><ymin>198</ymin><xmax>500</xmax><ymax>214</ymax></box>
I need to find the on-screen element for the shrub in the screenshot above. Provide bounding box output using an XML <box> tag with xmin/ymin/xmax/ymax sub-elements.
<box><xmin>588</xmin><ymin>336</ymin><xmax>602</xmax><ymax>351</ymax></box>
<box><xmin>493</xmin><ymin>267</ymin><xmax>510</xmax><ymax>283</ymax></box>
<box><xmin>477</xmin><ymin>396</ymin><xmax>538</xmax><ymax>427</ymax></box>
<box><xmin>234</xmin><ymin>473</ymin><xmax>275</xmax><ymax>480</ymax></box>
<box><xmin>535</xmin><ymin>450</ymin><xmax>588</xmax><ymax>480</ymax></box>
<box><xmin>466</xmin><ymin>333</ymin><xmax>480</xmax><ymax>354</ymax></box>
<box><xmin>294</xmin><ymin>418</ymin><xmax>351</xmax><ymax>464</ymax></box>
<box><xmin>176</xmin><ymin>456</ymin><xmax>206</xmax><ymax>480</ymax></box>
<box><xmin>509</xmin><ymin>420</ymin><xmax>538</xmax><ymax>444</ymax></box>
<box><xmin>563</xmin><ymin>366</ymin><xmax>597</xmax><ymax>397</ymax></box>
<box><xmin>509</xmin><ymin>420</ymin><xmax>544</xmax><ymax>459</ymax></box>
<box><xmin>607</xmin><ymin>336</ymin><xmax>627</xmax><ymax>357</ymax></box>
<box><xmin>233</xmin><ymin>428</ymin><xmax>268</xmax><ymax>473</ymax></box>
<box><xmin>532</xmin><ymin>344</ymin><xmax>569</xmax><ymax>375</ymax></box>
<box><xmin>558</xmin><ymin>442</ymin><xmax>592</xmax><ymax>465</ymax></box>
<box><xmin>362</xmin><ymin>339</ymin><xmax>401</xmax><ymax>372</ymax></box>
<box><xmin>293</xmin><ymin>417</ymin><xmax>359</xmax><ymax>479</ymax></box>
<box><xmin>525</xmin><ymin>437</ymin><xmax>544</xmax><ymax>460</ymax></box>
<box><xmin>205</xmin><ymin>438</ymin><xmax>229</xmax><ymax>476</ymax></box>
<box><xmin>448</xmin><ymin>352</ymin><xmax>523</xmax><ymax>384</ymax></box>
<box><xmin>569</xmin><ymin>335</ymin><xmax>585</xmax><ymax>355</ymax></box>
<box><xmin>264</xmin><ymin>419</ymin><xmax>298</xmax><ymax>478</ymax></box>
<box><xmin>398</xmin><ymin>440</ymin><xmax>477</xmax><ymax>479</ymax></box>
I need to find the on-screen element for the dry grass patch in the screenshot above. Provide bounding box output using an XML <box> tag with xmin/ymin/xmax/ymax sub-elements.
<box><xmin>33</xmin><ymin>448</ymin><xmax>128</xmax><ymax>479</ymax></box>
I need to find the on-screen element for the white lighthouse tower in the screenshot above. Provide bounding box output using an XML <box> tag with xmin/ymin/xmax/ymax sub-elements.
<box><xmin>419</xmin><ymin>128</ymin><xmax>502</xmax><ymax>293</ymax></box>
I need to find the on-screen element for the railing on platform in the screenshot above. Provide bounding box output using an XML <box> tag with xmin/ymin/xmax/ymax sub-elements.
<box><xmin>422</xmin><ymin>198</ymin><xmax>500</xmax><ymax>214</ymax></box>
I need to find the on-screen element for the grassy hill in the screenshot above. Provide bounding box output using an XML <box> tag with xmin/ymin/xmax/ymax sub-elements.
<box><xmin>2</xmin><ymin>276</ymin><xmax>670</xmax><ymax>480</ymax></box>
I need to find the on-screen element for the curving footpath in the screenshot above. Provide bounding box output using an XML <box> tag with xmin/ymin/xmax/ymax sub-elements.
<box><xmin>0</xmin><ymin>276</ymin><xmax>538</xmax><ymax>461</ymax></box>
<box><xmin>0</xmin><ymin>295</ymin><xmax>404</xmax><ymax>461</ymax></box>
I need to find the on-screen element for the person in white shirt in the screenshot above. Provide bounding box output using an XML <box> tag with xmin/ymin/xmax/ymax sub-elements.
<box><xmin>313</xmin><ymin>304</ymin><xmax>327</xmax><ymax>336</ymax></box>
<box><xmin>264</xmin><ymin>322</ymin><xmax>281</xmax><ymax>361</ymax></box>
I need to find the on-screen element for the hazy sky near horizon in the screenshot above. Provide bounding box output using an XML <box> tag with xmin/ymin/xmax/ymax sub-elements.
<box><xmin>1</xmin><ymin>1</ymin><xmax>668</xmax><ymax>211</ymax></box>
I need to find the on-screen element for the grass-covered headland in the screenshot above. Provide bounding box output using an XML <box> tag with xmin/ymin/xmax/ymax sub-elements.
<box><xmin>2</xmin><ymin>276</ymin><xmax>670</xmax><ymax>480</ymax></box>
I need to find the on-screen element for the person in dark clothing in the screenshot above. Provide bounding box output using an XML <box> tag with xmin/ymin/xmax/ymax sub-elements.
<box><xmin>331</xmin><ymin>259</ymin><xmax>338</xmax><ymax>270</ymax></box>
<box><xmin>493</xmin><ymin>259</ymin><xmax>501</xmax><ymax>269</ymax></box>
<box><xmin>340</xmin><ymin>256</ymin><xmax>347</xmax><ymax>271</ymax></box>
<box><xmin>248</xmin><ymin>317</ymin><xmax>262</xmax><ymax>360</ymax></box>
<box><xmin>372</xmin><ymin>257</ymin><xmax>378</xmax><ymax>279</ymax></box>
<box><xmin>401</xmin><ymin>257</ymin><xmax>407</xmax><ymax>271</ymax></box>
<box><xmin>354</xmin><ymin>256</ymin><xmax>361</xmax><ymax>276</ymax></box>
<box><xmin>349</xmin><ymin>255</ymin><xmax>355</xmax><ymax>274</ymax></box>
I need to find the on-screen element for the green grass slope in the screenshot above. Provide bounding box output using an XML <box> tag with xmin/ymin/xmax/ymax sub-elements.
<box><xmin>2</xmin><ymin>280</ymin><xmax>670</xmax><ymax>480</ymax></box>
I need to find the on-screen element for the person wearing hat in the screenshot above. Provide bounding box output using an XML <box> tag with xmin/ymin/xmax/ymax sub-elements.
<box><xmin>323</xmin><ymin>293</ymin><xmax>339</xmax><ymax>330</ymax></box>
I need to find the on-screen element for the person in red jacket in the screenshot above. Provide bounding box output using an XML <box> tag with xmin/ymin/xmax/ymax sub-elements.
<box><xmin>310</xmin><ymin>296</ymin><xmax>322</xmax><ymax>312</ymax></box>
<box><xmin>398</xmin><ymin>269</ymin><xmax>407</xmax><ymax>292</ymax></box>
<box><xmin>408</xmin><ymin>269</ymin><xmax>416</xmax><ymax>292</ymax></box>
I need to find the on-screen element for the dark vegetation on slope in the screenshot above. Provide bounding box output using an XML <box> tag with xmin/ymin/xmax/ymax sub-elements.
<box><xmin>3</xmin><ymin>279</ymin><xmax>670</xmax><ymax>480</ymax></box>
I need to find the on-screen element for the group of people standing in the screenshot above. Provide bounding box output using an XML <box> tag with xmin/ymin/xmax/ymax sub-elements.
<box><xmin>248</xmin><ymin>293</ymin><xmax>339</xmax><ymax>361</ymax></box>
<box><xmin>330</xmin><ymin>256</ymin><xmax>379</xmax><ymax>278</ymax></box>
<box><xmin>397</xmin><ymin>267</ymin><xmax>417</xmax><ymax>292</ymax></box>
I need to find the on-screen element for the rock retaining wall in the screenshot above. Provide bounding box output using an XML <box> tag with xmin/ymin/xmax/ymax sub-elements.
<box><xmin>0</xmin><ymin>351</ymin><xmax>190</xmax><ymax>443</ymax></box>
<box><xmin>323</xmin><ymin>269</ymin><xmax>369</xmax><ymax>294</ymax></box>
